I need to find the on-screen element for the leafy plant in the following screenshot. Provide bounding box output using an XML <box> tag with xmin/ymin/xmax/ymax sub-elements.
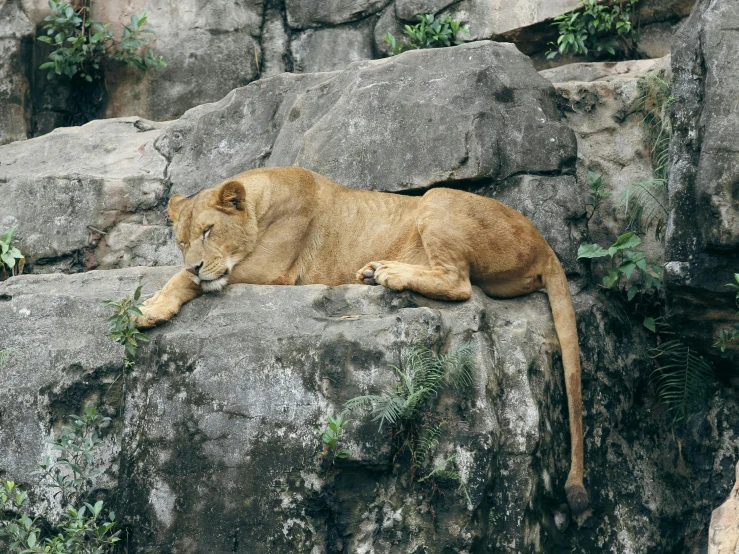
<box><xmin>547</xmin><ymin>0</ymin><xmax>640</xmax><ymax>60</ymax></box>
<box><xmin>650</xmin><ymin>340</ymin><xmax>715</xmax><ymax>426</ymax></box>
<box><xmin>619</xmin><ymin>75</ymin><xmax>673</xmax><ymax>238</ymax></box>
<box><xmin>320</xmin><ymin>412</ymin><xmax>351</xmax><ymax>463</ymax></box>
<box><xmin>713</xmin><ymin>273</ymin><xmax>739</xmax><ymax>357</ymax></box>
<box><xmin>37</xmin><ymin>0</ymin><xmax>166</xmax><ymax>83</ymax></box>
<box><xmin>0</xmin><ymin>407</ymin><xmax>120</xmax><ymax>553</ymax></box>
<box><xmin>346</xmin><ymin>344</ymin><xmax>475</xmax><ymax>503</ymax></box>
<box><xmin>103</xmin><ymin>286</ymin><xmax>149</xmax><ymax>365</ymax></box>
<box><xmin>345</xmin><ymin>344</ymin><xmax>475</xmax><ymax>430</ymax></box>
<box><xmin>384</xmin><ymin>13</ymin><xmax>468</xmax><ymax>56</ymax></box>
<box><xmin>1</xmin><ymin>226</ymin><xmax>25</xmax><ymax>280</ymax></box>
<box><xmin>585</xmin><ymin>171</ymin><xmax>612</xmax><ymax>221</ymax></box>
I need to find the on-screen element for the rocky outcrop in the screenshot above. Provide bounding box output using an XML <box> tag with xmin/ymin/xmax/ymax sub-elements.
<box><xmin>2</xmin><ymin>267</ymin><xmax>738</xmax><ymax>553</ymax></box>
<box><xmin>542</xmin><ymin>56</ymin><xmax>671</xmax><ymax>281</ymax></box>
<box><xmin>1</xmin><ymin>0</ymin><xmax>695</xmax><ymax>144</ymax></box>
<box><xmin>0</xmin><ymin>41</ymin><xmax>584</xmax><ymax>275</ymax></box>
<box><xmin>666</xmin><ymin>0</ymin><xmax>739</xmax><ymax>356</ymax></box>
<box><xmin>708</xmin><ymin>461</ymin><xmax>739</xmax><ymax>554</ymax></box>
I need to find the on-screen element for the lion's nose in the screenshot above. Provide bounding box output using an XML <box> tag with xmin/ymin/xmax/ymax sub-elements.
<box><xmin>186</xmin><ymin>261</ymin><xmax>203</xmax><ymax>276</ymax></box>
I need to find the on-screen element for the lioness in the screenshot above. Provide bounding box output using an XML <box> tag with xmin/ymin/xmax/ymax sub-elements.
<box><xmin>136</xmin><ymin>166</ymin><xmax>589</xmax><ymax>514</ymax></box>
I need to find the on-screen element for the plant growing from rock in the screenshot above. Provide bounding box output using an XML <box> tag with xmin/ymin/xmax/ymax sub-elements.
<box><xmin>38</xmin><ymin>0</ymin><xmax>166</xmax><ymax>83</ymax></box>
<box><xmin>346</xmin><ymin>344</ymin><xmax>475</xmax><ymax>502</ymax></box>
<box><xmin>0</xmin><ymin>407</ymin><xmax>120</xmax><ymax>553</ymax></box>
<box><xmin>547</xmin><ymin>0</ymin><xmax>640</xmax><ymax>60</ymax></box>
<box><xmin>585</xmin><ymin>171</ymin><xmax>611</xmax><ymax>221</ymax></box>
<box><xmin>713</xmin><ymin>273</ymin><xmax>739</xmax><ymax>358</ymax></box>
<box><xmin>320</xmin><ymin>412</ymin><xmax>351</xmax><ymax>464</ymax></box>
<box><xmin>103</xmin><ymin>285</ymin><xmax>149</xmax><ymax>367</ymax></box>
<box><xmin>1</xmin><ymin>225</ymin><xmax>25</xmax><ymax>280</ymax></box>
<box><xmin>619</xmin><ymin>74</ymin><xmax>673</xmax><ymax>239</ymax></box>
<box><xmin>384</xmin><ymin>13</ymin><xmax>468</xmax><ymax>56</ymax></box>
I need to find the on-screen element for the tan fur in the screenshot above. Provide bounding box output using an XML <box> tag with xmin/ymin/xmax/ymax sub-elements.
<box><xmin>137</xmin><ymin>166</ymin><xmax>589</xmax><ymax>513</ymax></box>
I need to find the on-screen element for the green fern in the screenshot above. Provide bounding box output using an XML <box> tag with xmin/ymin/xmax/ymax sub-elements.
<box><xmin>345</xmin><ymin>344</ymin><xmax>475</xmax><ymax>430</ymax></box>
<box><xmin>412</xmin><ymin>423</ymin><xmax>443</xmax><ymax>467</ymax></box>
<box><xmin>650</xmin><ymin>339</ymin><xmax>715</xmax><ymax>425</ymax></box>
<box><xmin>621</xmin><ymin>74</ymin><xmax>673</xmax><ymax>237</ymax></box>
<box><xmin>618</xmin><ymin>179</ymin><xmax>668</xmax><ymax>235</ymax></box>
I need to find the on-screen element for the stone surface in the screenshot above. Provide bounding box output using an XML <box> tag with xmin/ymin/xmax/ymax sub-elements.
<box><xmin>708</xmin><ymin>461</ymin><xmax>739</xmax><ymax>554</ymax></box>
<box><xmin>543</xmin><ymin>57</ymin><xmax>672</xmax><ymax>282</ymax></box>
<box><xmin>0</xmin><ymin>117</ymin><xmax>179</xmax><ymax>273</ymax></box>
<box><xmin>98</xmin><ymin>0</ymin><xmax>264</xmax><ymax>122</ymax></box>
<box><xmin>0</xmin><ymin>0</ymin><xmax>34</xmax><ymax>145</ymax></box>
<box><xmin>1</xmin><ymin>267</ymin><xmax>738</xmax><ymax>553</ymax></box>
<box><xmin>164</xmin><ymin>41</ymin><xmax>576</xmax><ymax>194</ymax></box>
<box><xmin>290</xmin><ymin>18</ymin><xmax>375</xmax><ymax>73</ymax></box>
<box><xmin>285</xmin><ymin>0</ymin><xmax>389</xmax><ymax>29</ymax></box>
<box><xmin>666</xmin><ymin>0</ymin><xmax>739</xmax><ymax>355</ymax></box>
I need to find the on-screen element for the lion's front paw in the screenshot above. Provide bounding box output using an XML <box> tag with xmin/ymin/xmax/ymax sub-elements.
<box><xmin>132</xmin><ymin>305</ymin><xmax>170</xmax><ymax>329</ymax></box>
<box><xmin>357</xmin><ymin>261</ymin><xmax>406</xmax><ymax>291</ymax></box>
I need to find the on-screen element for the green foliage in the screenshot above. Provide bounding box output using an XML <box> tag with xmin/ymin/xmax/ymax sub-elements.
<box><xmin>0</xmin><ymin>407</ymin><xmax>120</xmax><ymax>553</ymax></box>
<box><xmin>346</xmin><ymin>344</ymin><xmax>475</xmax><ymax>504</ymax></box>
<box><xmin>345</xmin><ymin>344</ymin><xmax>475</xmax><ymax>430</ymax></box>
<box><xmin>585</xmin><ymin>171</ymin><xmax>612</xmax><ymax>221</ymax></box>
<box><xmin>619</xmin><ymin>75</ymin><xmax>673</xmax><ymax>238</ymax></box>
<box><xmin>37</xmin><ymin>0</ymin><xmax>165</xmax><ymax>83</ymax></box>
<box><xmin>713</xmin><ymin>273</ymin><xmax>739</xmax><ymax>357</ymax></box>
<box><xmin>384</xmin><ymin>13</ymin><xmax>468</xmax><ymax>56</ymax></box>
<box><xmin>103</xmin><ymin>286</ymin><xmax>149</xmax><ymax>363</ymax></box>
<box><xmin>547</xmin><ymin>0</ymin><xmax>640</xmax><ymax>60</ymax></box>
<box><xmin>1</xmin><ymin>226</ymin><xmax>25</xmax><ymax>279</ymax></box>
<box><xmin>650</xmin><ymin>339</ymin><xmax>715</xmax><ymax>426</ymax></box>
<box><xmin>320</xmin><ymin>412</ymin><xmax>350</xmax><ymax>463</ymax></box>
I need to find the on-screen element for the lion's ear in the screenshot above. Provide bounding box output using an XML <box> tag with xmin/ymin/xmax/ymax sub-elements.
<box><xmin>168</xmin><ymin>194</ymin><xmax>188</xmax><ymax>223</ymax></box>
<box><xmin>217</xmin><ymin>180</ymin><xmax>246</xmax><ymax>212</ymax></box>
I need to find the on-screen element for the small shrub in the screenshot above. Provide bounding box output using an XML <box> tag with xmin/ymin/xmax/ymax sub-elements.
<box><xmin>320</xmin><ymin>412</ymin><xmax>351</xmax><ymax>464</ymax></box>
<box><xmin>619</xmin><ymin>74</ymin><xmax>673</xmax><ymax>239</ymax></box>
<box><xmin>1</xmin><ymin>226</ymin><xmax>24</xmax><ymax>280</ymax></box>
<box><xmin>0</xmin><ymin>407</ymin><xmax>120</xmax><ymax>554</ymax></box>
<box><xmin>713</xmin><ymin>273</ymin><xmax>739</xmax><ymax>357</ymax></box>
<box><xmin>585</xmin><ymin>171</ymin><xmax>612</xmax><ymax>221</ymax></box>
<box><xmin>38</xmin><ymin>0</ymin><xmax>166</xmax><ymax>83</ymax></box>
<box><xmin>384</xmin><ymin>13</ymin><xmax>468</xmax><ymax>56</ymax></box>
<box><xmin>547</xmin><ymin>0</ymin><xmax>640</xmax><ymax>60</ymax></box>
<box><xmin>103</xmin><ymin>285</ymin><xmax>149</xmax><ymax>365</ymax></box>
<box><xmin>346</xmin><ymin>344</ymin><xmax>475</xmax><ymax>503</ymax></box>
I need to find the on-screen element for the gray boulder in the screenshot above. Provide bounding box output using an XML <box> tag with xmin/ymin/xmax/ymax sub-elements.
<box><xmin>2</xmin><ymin>267</ymin><xmax>738</xmax><ymax>553</ymax></box>
<box><xmin>0</xmin><ymin>117</ymin><xmax>179</xmax><ymax>273</ymax></box>
<box><xmin>285</xmin><ymin>0</ymin><xmax>390</xmax><ymax>28</ymax></box>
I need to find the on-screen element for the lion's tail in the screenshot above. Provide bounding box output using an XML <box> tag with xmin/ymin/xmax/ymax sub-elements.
<box><xmin>544</xmin><ymin>257</ymin><xmax>589</xmax><ymax>515</ymax></box>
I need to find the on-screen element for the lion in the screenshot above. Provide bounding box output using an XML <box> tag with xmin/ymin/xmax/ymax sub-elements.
<box><xmin>135</xmin><ymin>166</ymin><xmax>589</xmax><ymax>514</ymax></box>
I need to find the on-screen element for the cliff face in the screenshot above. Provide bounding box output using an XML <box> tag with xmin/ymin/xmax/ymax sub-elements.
<box><xmin>1</xmin><ymin>4</ymin><xmax>739</xmax><ymax>550</ymax></box>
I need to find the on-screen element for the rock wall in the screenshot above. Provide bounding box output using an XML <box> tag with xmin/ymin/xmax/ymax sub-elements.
<box><xmin>0</xmin><ymin>0</ymin><xmax>694</xmax><ymax>144</ymax></box>
<box><xmin>666</xmin><ymin>0</ymin><xmax>739</xmax><ymax>357</ymax></box>
<box><xmin>3</xmin><ymin>266</ymin><xmax>738</xmax><ymax>553</ymax></box>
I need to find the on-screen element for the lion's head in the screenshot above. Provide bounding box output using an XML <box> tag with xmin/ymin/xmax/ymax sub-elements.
<box><xmin>168</xmin><ymin>180</ymin><xmax>256</xmax><ymax>292</ymax></box>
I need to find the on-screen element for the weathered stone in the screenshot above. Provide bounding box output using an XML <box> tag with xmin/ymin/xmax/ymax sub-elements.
<box><xmin>666</xmin><ymin>0</ymin><xmax>739</xmax><ymax>354</ymax></box>
<box><xmin>708</xmin><ymin>461</ymin><xmax>739</xmax><ymax>554</ymax></box>
<box><xmin>261</xmin><ymin>4</ymin><xmax>290</xmax><ymax>78</ymax></box>
<box><xmin>2</xmin><ymin>267</ymin><xmax>738</xmax><ymax>553</ymax></box>
<box><xmin>395</xmin><ymin>0</ymin><xmax>458</xmax><ymax>21</ymax></box>
<box><xmin>99</xmin><ymin>0</ymin><xmax>264</xmax><ymax>122</ymax></box>
<box><xmin>290</xmin><ymin>18</ymin><xmax>375</xmax><ymax>73</ymax></box>
<box><xmin>285</xmin><ymin>0</ymin><xmax>389</xmax><ymax>29</ymax></box>
<box><xmin>373</xmin><ymin>2</ymin><xmax>408</xmax><ymax>56</ymax></box>
<box><xmin>164</xmin><ymin>41</ymin><xmax>575</xmax><ymax>197</ymax></box>
<box><xmin>0</xmin><ymin>117</ymin><xmax>171</xmax><ymax>272</ymax></box>
<box><xmin>0</xmin><ymin>0</ymin><xmax>34</xmax><ymax>145</ymax></box>
<box><xmin>545</xmin><ymin>58</ymin><xmax>672</xmax><ymax>283</ymax></box>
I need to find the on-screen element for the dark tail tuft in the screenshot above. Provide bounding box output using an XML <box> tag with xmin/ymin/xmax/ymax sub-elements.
<box><xmin>566</xmin><ymin>482</ymin><xmax>590</xmax><ymax>515</ymax></box>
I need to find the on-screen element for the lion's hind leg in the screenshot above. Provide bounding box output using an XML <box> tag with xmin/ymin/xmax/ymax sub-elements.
<box><xmin>357</xmin><ymin>261</ymin><xmax>472</xmax><ymax>302</ymax></box>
